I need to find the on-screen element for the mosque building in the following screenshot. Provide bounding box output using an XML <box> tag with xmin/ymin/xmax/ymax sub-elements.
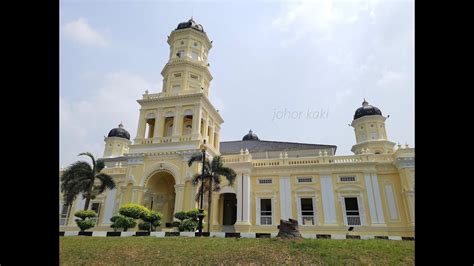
<box><xmin>60</xmin><ymin>18</ymin><xmax>414</xmax><ymax>238</ymax></box>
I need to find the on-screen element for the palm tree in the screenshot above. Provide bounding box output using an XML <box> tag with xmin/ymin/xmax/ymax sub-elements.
<box><xmin>61</xmin><ymin>152</ymin><xmax>116</xmax><ymax>211</ymax></box>
<box><xmin>188</xmin><ymin>154</ymin><xmax>236</xmax><ymax>232</ymax></box>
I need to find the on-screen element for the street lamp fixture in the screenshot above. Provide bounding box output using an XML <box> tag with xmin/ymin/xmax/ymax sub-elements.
<box><xmin>197</xmin><ymin>140</ymin><xmax>207</xmax><ymax>236</ymax></box>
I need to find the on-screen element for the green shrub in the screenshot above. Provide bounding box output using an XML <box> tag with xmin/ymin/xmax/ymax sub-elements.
<box><xmin>74</xmin><ymin>210</ymin><xmax>97</xmax><ymax>220</ymax></box>
<box><xmin>119</xmin><ymin>204</ymin><xmax>150</xmax><ymax>219</ymax></box>
<box><xmin>76</xmin><ymin>219</ymin><xmax>96</xmax><ymax>232</ymax></box>
<box><xmin>138</xmin><ymin>222</ymin><xmax>151</xmax><ymax>231</ymax></box>
<box><xmin>174</xmin><ymin>211</ymin><xmax>188</xmax><ymax>222</ymax></box>
<box><xmin>142</xmin><ymin>211</ymin><xmax>163</xmax><ymax>231</ymax></box>
<box><xmin>180</xmin><ymin>219</ymin><xmax>199</xmax><ymax>232</ymax></box>
<box><xmin>171</xmin><ymin>221</ymin><xmax>181</xmax><ymax>227</ymax></box>
<box><xmin>109</xmin><ymin>215</ymin><xmax>136</xmax><ymax>232</ymax></box>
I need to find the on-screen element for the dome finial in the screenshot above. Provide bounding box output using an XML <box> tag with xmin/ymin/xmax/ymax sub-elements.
<box><xmin>362</xmin><ymin>98</ymin><xmax>368</xmax><ymax>106</ymax></box>
<box><xmin>118</xmin><ymin>122</ymin><xmax>123</xmax><ymax>128</ymax></box>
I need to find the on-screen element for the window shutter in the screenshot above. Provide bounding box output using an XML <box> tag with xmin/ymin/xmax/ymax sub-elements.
<box><xmin>340</xmin><ymin>197</ymin><xmax>348</xmax><ymax>226</ymax></box>
<box><xmin>296</xmin><ymin>197</ymin><xmax>302</xmax><ymax>225</ymax></box>
<box><xmin>357</xmin><ymin>197</ymin><xmax>366</xmax><ymax>226</ymax></box>
<box><xmin>312</xmin><ymin>197</ymin><xmax>318</xmax><ymax>225</ymax></box>
<box><xmin>256</xmin><ymin>198</ymin><xmax>261</xmax><ymax>225</ymax></box>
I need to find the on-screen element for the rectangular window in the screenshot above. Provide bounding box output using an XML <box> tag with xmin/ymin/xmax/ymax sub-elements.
<box><xmin>340</xmin><ymin>176</ymin><xmax>356</xmax><ymax>182</ymax></box>
<box><xmin>297</xmin><ymin>177</ymin><xmax>313</xmax><ymax>183</ymax></box>
<box><xmin>300</xmin><ymin>198</ymin><xmax>315</xmax><ymax>225</ymax></box>
<box><xmin>344</xmin><ymin>197</ymin><xmax>361</xmax><ymax>225</ymax></box>
<box><xmin>171</xmin><ymin>84</ymin><xmax>181</xmax><ymax>93</ymax></box>
<box><xmin>173</xmin><ymin>73</ymin><xmax>182</xmax><ymax>78</ymax></box>
<box><xmin>190</xmin><ymin>74</ymin><xmax>199</xmax><ymax>80</ymax></box>
<box><xmin>177</xmin><ymin>50</ymin><xmax>185</xmax><ymax>58</ymax></box>
<box><xmin>191</xmin><ymin>51</ymin><xmax>199</xmax><ymax>60</ymax></box>
<box><xmin>91</xmin><ymin>203</ymin><xmax>101</xmax><ymax>225</ymax></box>
<box><xmin>371</xmin><ymin>132</ymin><xmax>378</xmax><ymax>139</ymax></box>
<box><xmin>258</xmin><ymin>179</ymin><xmax>272</xmax><ymax>184</ymax></box>
<box><xmin>60</xmin><ymin>203</ymin><xmax>70</xmax><ymax>226</ymax></box>
<box><xmin>260</xmin><ymin>199</ymin><xmax>272</xmax><ymax>225</ymax></box>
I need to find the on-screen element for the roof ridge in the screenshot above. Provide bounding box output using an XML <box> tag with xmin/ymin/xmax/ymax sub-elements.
<box><xmin>219</xmin><ymin>139</ymin><xmax>336</xmax><ymax>147</ymax></box>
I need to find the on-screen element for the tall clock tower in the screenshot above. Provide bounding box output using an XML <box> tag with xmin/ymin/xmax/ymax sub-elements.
<box><xmin>131</xmin><ymin>18</ymin><xmax>223</xmax><ymax>156</ymax></box>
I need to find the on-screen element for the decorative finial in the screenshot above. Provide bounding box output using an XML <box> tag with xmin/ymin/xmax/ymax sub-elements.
<box><xmin>249</xmin><ymin>129</ymin><xmax>253</xmax><ymax>134</ymax></box>
<box><xmin>118</xmin><ymin>122</ymin><xmax>124</xmax><ymax>128</ymax></box>
<box><xmin>362</xmin><ymin>98</ymin><xmax>368</xmax><ymax>106</ymax></box>
<box><xmin>145</xmin><ymin>90</ymin><xmax>149</xmax><ymax>94</ymax></box>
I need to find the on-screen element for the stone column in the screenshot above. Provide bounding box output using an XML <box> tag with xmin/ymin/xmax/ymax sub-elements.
<box><xmin>153</xmin><ymin>109</ymin><xmax>164</xmax><ymax>139</ymax></box>
<box><xmin>235</xmin><ymin>171</ymin><xmax>251</xmax><ymax>230</ymax></box>
<box><xmin>320</xmin><ymin>174</ymin><xmax>337</xmax><ymax>225</ymax></box>
<box><xmin>173</xmin><ymin>106</ymin><xmax>183</xmax><ymax>137</ymax></box>
<box><xmin>279</xmin><ymin>176</ymin><xmax>292</xmax><ymax>220</ymax></box>
<box><xmin>174</xmin><ymin>184</ymin><xmax>185</xmax><ymax>213</ymax></box>
<box><xmin>135</xmin><ymin>111</ymin><xmax>146</xmax><ymax>141</ymax></box>
<box><xmin>364</xmin><ymin>172</ymin><xmax>385</xmax><ymax>225</ymax></box>
<box><xmin>211</xmin><ymin>192</ymin><xmax>220</xmax><ymax>227</ymax></box>
<box><xmin>192</xmin><ymin>106</ymin><xmax>201</xmax><ymax>139</ymax></box>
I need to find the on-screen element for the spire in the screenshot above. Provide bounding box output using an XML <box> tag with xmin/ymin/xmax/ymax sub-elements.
<box><xmin>362</xmin><ymin>98</ymin><xmax>368</xmax><ymax>106</ymax></box>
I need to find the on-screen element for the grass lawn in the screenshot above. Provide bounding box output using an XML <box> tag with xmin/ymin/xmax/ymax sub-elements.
<box><xmin>60</xmin><ymin>237</ymin><xmax>414</xmax><ymax>265</ymax></box>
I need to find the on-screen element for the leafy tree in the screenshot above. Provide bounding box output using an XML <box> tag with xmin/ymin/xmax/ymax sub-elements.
<box><xmin>188</xmin><ymin>154</ymin><xmax>236</xmax><ymax>232</ymax></box>
<box><xmin>110</xmin><ymin>215</ymin><xmax>136</xmax><ymax>232</ymax></box>
<box><xmin>173</xmin><ymin>208</ymin><xmax>207</xmax><ymax>232</ymax></box>
<box><xmin>74</xmin><ymin>210</ymin><xmax>97</xmax><ymax>232</ymax></box>
<box><xmin>117</xmin><ymin>204</ymin><xmax>162</xmax><ymax>232</ymax></box>
<box><xmin>61</xmin><ymin>152</ymin><xmax>116</xmax><ymax>210</ymax></box>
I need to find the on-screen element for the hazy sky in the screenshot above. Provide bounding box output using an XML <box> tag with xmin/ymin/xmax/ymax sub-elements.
<box><xmin>60</xmin><ymin>0</ymin><xmax>414</xmax><ymax>167</ymax></box>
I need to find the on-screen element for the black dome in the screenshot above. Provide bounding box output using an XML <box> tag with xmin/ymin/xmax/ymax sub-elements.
<box><xmin>242</xmin><ymin>130</ymin><xmax>260</xmax><ymax>141</ymax></box>
<box><xmin>107</xmin><ymin>123</ymin><xmax>130</xmax><ymax>140</ymax></box>
<box><xmin>176</xmin><ymin>17</ymin><xmax>204</xmax><ymax>33</ymax></box>
<box><xmin>354</xmin><ymin>99</ymin><xmax>382</xmax><ymax>120</ymax></box>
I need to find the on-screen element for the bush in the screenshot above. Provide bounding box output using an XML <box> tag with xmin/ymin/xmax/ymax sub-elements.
<box><xmin>74</xmin><ymin>210</ymin><xmax>97</xmax><ymax>220</ymax></box>
<box><xmin>76</xmin><ymin>219</ymin><xmax>96</xmax><ymax>232</ymax></box>
<box><xmin>180</xmin><ymin>219</ymin><xmax>199</xmax><ymax>232</ymax></box>
<box><xmin>171</xmin><ymin>221</ymin><xmax>181</xmax><ymax>227</ymax></box>
<box><xmin>142</xmin><ymin>211</ymin><xmax>163</xmax><ymax>231</ymax></box>
<box><xmin>110</xmin><ymin>215</ymin><xmax>137</xmax><ymax>232</ymax></box>
<box><xmin>174</xmin><ymin>211</ymin><xmax>188</xmax><ymax>222</ymax></box>
<box><xmin>119</xmin><ymin>204</ymin><xmax>150</xmax><ymax>219</ymax></box>
<box><xmin>138</xmin><ymin>222</ymin><xmax>151</xmax><ymax>231</ymax></box>
<box><xmin>173</xmin><ymin>208</ymin><xmax>207</xmax><ymax>231</ymax></box>
<box><xmin>74</xmin><ymin>210</ymin><xmax>97</xmax><ymax>232</ymax></box>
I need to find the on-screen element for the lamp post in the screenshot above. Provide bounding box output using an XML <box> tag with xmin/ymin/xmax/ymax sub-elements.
<box><xmin>197</xmin><ymin>140</ymin><xmax>207</xmax><ymax>236</ymax></box>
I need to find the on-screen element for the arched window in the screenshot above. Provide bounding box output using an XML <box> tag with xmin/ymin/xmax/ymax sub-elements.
<box><xmin>145</xmin><ymin>113</ymin><xmax>156</xmax><ymax>139</ymax></box>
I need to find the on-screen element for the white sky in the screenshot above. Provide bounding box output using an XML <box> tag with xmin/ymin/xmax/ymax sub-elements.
<box><xmin>60</xmin><ymin>0</ymin><xmax>414</xmax><ymax>167</ymax></box>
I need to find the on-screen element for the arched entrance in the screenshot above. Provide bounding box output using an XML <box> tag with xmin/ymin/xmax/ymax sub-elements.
<box><xmin>219</xmin><ymin>193</ymin><xmax>237</xmax><ymax>226</ymax></box>
<box><xmin>143</xmin><ymin>171</ymin><xmax>176</xmax><ymax>224</ymax></box>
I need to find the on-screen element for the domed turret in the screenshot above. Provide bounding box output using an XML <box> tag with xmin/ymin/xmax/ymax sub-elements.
<box><xmin>107</xmin><ymin>123</ymin><xmax>130</xmax><ymax>140</ymax></box>
<box><xmin>354</xmin><ymin>99</ymin><xmax>382</xmax><ymax>120</ymax></box>
<box><xmin>242</xmin><ymin>130</ymin><xmax>260</xmax><ymax>141</ymax></box>
<box><xmin>103</xmin><ymin>123</ymin><xmax>131</xmax><ymax>158</ymax></box>
<box><xmin>175</xmin><ymin>17</ymin><xmax>204</xmax><ymax>33</ymax></box>
<box><xmin>350</xmin><ymin>100</ymin><xmax>395</xmax><ymax>155</ymax></box>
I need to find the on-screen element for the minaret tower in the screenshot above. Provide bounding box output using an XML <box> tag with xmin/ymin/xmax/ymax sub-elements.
<box><xmin>131</xmin><ymin>18</ymin><xmax>223</xmax><ymax>155</ymax></box>
<box><xmin>103</xmin><ymin>123</ymin><xmax>131</xmax><ymax>158</ymax></box>
<box><xmin>350</xmin><ymin>99</ymin><xmax>396</xmax><ymax>154</ymax></box>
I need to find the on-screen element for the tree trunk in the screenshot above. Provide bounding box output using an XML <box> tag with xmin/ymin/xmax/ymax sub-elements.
<box><xmin>83</xmin><ymin>175</ymin><xmax>95</xmax><ymax>210</ymax></box>
<box><xmin>83</xmin><ymin>197</ymin><xmax>90</xmax><ymax>211</ymax></box>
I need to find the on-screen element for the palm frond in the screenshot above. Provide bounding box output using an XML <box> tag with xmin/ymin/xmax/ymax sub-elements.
<box><xmin>187</xmin><ymin>153</ymin><xmax>203</xmax><ymax>167</ymax></box>
<box><xmin>96</xmin><ymin>159</ymin><xmax>105</xmax><ymax>172</ymax></box>
<box><xmin>95</xmin><ymin>173</ymin><xmax>116</xmax><ymax>194</ymax></box>
<box><xmin>78</xmin><ymin>152</ymin><xmax>96</xmax><ymax>168</ymax></box>
<box><xmin>214</xmin><ymin>167</ymin><xmax>237</xmax><ymax>186</ymax></box>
